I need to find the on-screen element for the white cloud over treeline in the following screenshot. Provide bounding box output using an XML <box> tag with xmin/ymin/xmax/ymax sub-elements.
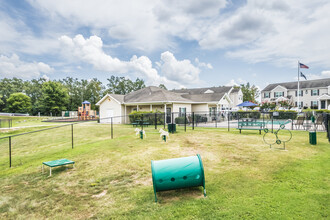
<box><xmin>59</xmin><ymin>35</ymin><xmax>208</xmax><ymax>88</ymax></box>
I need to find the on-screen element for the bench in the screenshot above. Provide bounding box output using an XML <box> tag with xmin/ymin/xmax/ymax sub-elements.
<box><xmin>42</xmin><ymin>159</ymin><xmax>75</xmax><ymax>176</ymax></box>
<box><xmin>131</xmin><ymin>122</ymin><xmax>139</xmax><ymax>127</ymax></box>
<box><xmin>237</xmin><ymin>121</ymin><xmax>265</xmax><ymax>134</ymax></box>
<box><xmin>143</xmin><ymin>122</ymin><xmax>150</xmax><ymax>127</ymax></box>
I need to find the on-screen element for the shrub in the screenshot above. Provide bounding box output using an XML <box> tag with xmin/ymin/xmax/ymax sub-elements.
<box><xmin>237</xmin><ymin>110</ymin><xmax>261</xmax><ymax>119</ymax></box>
<box><xmin>128</xmin><ymin>110</ymin><xmax>164</xmax><ymax>125</ymax></box>
<box><xmin>315</xmin><ymin>109</ymin><xmax>330</xmax><ymax>114</ymax></box>
<box><xmin>175</xmin><ymin>116</ymin><xmax>187</xmax><ymax>124</ymax></box>
<box><xmin>269</xmin><ymin>110</ymin><xmax>297</xmax><ymax>119</ymax></box>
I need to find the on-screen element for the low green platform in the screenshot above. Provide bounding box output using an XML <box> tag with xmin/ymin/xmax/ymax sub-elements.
<box><xmin>42</xmin><ymin>159</ymin><xmax>75</xmax><ymax>176</ymax></box>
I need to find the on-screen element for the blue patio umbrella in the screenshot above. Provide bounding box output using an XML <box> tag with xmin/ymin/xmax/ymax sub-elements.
<box><xmin>237</xmin><ymin>101</ymin><xmax>258</xmax><ymax>107</ymax></box>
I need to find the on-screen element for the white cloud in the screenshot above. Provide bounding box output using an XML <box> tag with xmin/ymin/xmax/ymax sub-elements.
<box><xmin>0</xmin><ymin>54</ymin><xmax>54</xmax><ymax>79</ymax></box>
<box><xmin>225</xmin><ymin>78</ymin><xmax>247</xmax><ymax>86</ymax></box>
<box><xmin>160</xmin><ymin>51</ymin><xmax>201</xmax><ymax>84</ymax></box>
<box><xmin>59</xmin><ymin>35</ymin><xmax>202</xmax><ymax>88</ymax></box>
<box><xmin>195</xmin><ymin>58</ymin><xmax>213</xmax><ymax>69</ymax></box>
<box><xmin>219</xmin><ymin>0</ymin><xmax>330</xmax><ymax>68</ymax></box>
<box><xmin>321</xmin><ymin>70</ymin><xmax>330</xmax><ymax>77</ymax></box>
<box><xmin>28</xmin><ymin>0</ymin><xmax>227</xmax><ymax>52</ymax></box>
<box><xmin>226</xmin><ymin>79</ymin><xmax>238</xmax><ymax>86</ymax></box>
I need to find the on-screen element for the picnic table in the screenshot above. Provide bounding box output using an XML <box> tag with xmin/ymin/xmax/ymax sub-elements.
<box><xmin>132</xmin><ymin>119</ymin><xmax>150</xmax><ymax>127</ymax></box>
<box><xmin>42</xmin><ymin>159</ymin><xmax>75</xmax><ymax>176</ymax></box>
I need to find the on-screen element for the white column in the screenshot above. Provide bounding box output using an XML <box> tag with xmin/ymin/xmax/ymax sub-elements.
<box><xmin>318</xmin><ymin>100</ymin><xmax>321</xmax><ymax>110</ymax></box>
<box><xmin>137</xmin><ymin>105</ymin><xmax>139</xmax><ymax>111</ymax></box>
<box><xmin>164</xmin><ymin>104</ymin><xmax>167</xmax><ymax>124</ymax></box>
<box><xmin>125</xmin><ymin>105</ymin><xmax>127</xmax><ymax>123</ymax></box>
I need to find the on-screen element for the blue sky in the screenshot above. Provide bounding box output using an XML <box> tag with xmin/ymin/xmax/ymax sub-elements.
<box><xmin>1</xmin><ymin>0</ymin><xmax>330</xmax><ymax>91</ymax></box>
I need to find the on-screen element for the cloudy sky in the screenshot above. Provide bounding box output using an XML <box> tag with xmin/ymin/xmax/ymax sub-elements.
<box><xmin>1</xmin><ymin>0</ymin><xmax>330</xmax><ymax>90</ymax></box>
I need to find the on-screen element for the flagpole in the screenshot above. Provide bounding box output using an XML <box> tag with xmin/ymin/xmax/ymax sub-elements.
<box><xmin>298</xmin><ymin>61</ymin><xmax>300</xmax><ymax>112</ymax></box>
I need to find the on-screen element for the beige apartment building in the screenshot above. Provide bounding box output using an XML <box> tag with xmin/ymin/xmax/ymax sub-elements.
<box><xmin>261</xmin><ymin>78</ymin><xmax>330</xmax><ymax>109</ymax></box>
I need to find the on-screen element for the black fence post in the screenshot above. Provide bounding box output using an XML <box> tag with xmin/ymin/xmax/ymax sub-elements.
<box><xmin>71</xmin><ymin>124</ymin><xmax>74</xmax><ymax>149</ymax></box>
<box><xmin>111</xmin><ymin>117</ymin><xmax>113</xmax><ymax>139</ymax></box>
<box><xmin>192</xmin><ymin>112</ymin><xmax>195</xmax><ymax>130</ymax></box>
<box><xmin>141</xmin><ymin>114</ymin><xmax>144</xmax><ymax>130</ymax></box>
<box><xmin>171</xmin><ymin>112</ymin><xmax>174</xmax><ymax>134</ymax></box>
<box><xmin>155</xmin><ymin>113</ymin><xmax>157</xmax><ymax>130</ymax></box>
<box><xmin>9</xmin><ymin>137</ymin><xmax>11</xmax><ymax>168</ymax></box>
<box><xmin>271</xmin><ymin>114</ymin><xmax>274</xmax><ymax>133</ymax></box>
<box><xmin>228</xmin><ymin>112</ymin><xmax>230</xmax><ymax>131</ymax></box>
<box><xmin>184</xmin><ymin>112</ymin><xmax>187</xmax><ymax>132</ymax></box>
<box><xmin>291</xmin><ymin>112</ymin><xmax>294</xmax><ymax>130</ymax></box>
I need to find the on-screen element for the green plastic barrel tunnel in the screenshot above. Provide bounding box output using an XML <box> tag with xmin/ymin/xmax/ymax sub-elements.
<box><xmin>151</xmin><ymin>154</ymin><xmax>206</xmax><ymax>202</ymax></box>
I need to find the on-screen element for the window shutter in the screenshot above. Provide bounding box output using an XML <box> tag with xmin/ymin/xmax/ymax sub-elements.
<box><xmin>295</xmin><ymin>91</ymin><xmax>297</xmax><ymax>96</ymax></box>
<box><xmin>311</xmin><ymin>90</ymin><xmax>313</xmax><ymax>96</ymax></box>
<box><xmin>318</xmin><ymin>89</ymin><xmax>319</xmax><ymax>95</ymax></box>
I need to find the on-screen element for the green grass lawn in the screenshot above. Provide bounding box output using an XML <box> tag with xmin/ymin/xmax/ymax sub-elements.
<box><xmin>0</xmin><ymin>123</ymin><xmax>329</xmax><ymax>219</ymax></box>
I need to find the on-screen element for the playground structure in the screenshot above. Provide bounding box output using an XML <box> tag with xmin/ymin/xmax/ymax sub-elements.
<box><xmin>78</xmin><ymin>101</ymin><xmax>98</xmax><ymax>120</ymax></box>
<box><xmin>151</xmin><ymin>154</ymin><xmax>206</xmax><ymax>202</ymax></box>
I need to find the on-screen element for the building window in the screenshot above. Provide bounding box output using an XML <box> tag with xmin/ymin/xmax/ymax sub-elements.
<box><xmin>274</xmin><ymin>92</ymin><xmax>284</xmax><ymax>98</ymax></box>
<box><xmin>311</xmin><ymin>101</ymin><xmax>318</xmax><ymax>109</ymax></box>
<box><xmin>311</xmin><ymin>89</ymin><xmax>319</xmax><ymax>96</ymax></box>
<box><xmin>209</xmin><ymin>107</ymin><xmax>216</xmax><ymax>117</ymax></box>
<box><xmin>179</xmin><ymin>107</ymin><xmax>186</xmax><ymax>117</ymax></box>
<box><xmin>264</xmin><ymin>93</ymin><xmax>270</xmax><ymax>98</ymax></box>
<box><xmin>295</xmin><ymin>102</ymin><xmax>303</xmax><ymax>107</ymax></box>
<box><xmin>295</xmin><ymin>90</ymin><xmax>303</xmax><ymax>97</ymax></box>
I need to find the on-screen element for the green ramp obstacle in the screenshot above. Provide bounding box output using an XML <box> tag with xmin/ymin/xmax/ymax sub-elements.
<box><xmin>151</xmin><ymin>154</ymin><xmax>206</xmax><ymax>202</ymax></box>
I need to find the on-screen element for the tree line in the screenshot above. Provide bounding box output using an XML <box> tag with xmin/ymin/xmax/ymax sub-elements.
<box><xmin>0</xmin><ymin>75</ymin><xmax>258</xmax><ymax>116</ymax></box>
<box><xmin>0</xmin><ymin>76</ymin><xmax>154</xmax><ymax>116</ymax></box>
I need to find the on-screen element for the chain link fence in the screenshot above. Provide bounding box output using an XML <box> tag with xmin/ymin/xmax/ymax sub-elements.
<box><xmin>1</xmin><ymin>111</ymin><xmax>329</xmax><ymax>169</ymax></box>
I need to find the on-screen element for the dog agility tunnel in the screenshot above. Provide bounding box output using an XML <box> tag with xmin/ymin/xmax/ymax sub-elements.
<box><xmin>151</xmin><ymin>154</ymin><xmax>206</xmax><ymax>202</ymax></box>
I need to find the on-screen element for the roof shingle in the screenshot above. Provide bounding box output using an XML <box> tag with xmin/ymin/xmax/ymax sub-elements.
<box><xmin>262</xmin><ymin>78</ymin><xmax>330</xmax><ymax>91</ymax></box>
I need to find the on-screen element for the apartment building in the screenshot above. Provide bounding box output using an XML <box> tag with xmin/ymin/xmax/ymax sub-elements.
<box><xmin>261</xmin><ymin>78</ymin><xmax>330</xmax><ymax>109</ymax></box>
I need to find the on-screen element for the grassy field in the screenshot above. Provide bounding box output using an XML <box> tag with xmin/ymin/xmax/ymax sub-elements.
<box><xmin>0</xmin><ymin>122</ymin><xmax>329</xmax><ymax>219</ymax></box>
<box><xmin>0</xmin><ymin>116</ymin><xmax>61</xmax><ymax>130</ymax></box>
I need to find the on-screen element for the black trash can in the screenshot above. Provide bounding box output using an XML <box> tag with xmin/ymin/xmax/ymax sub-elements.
<box><xmin>309</xmin><ymin>131</ymin><xmax>317</xmax><ymax>145</ymax></box>
<box><xmin>168</xmin><ymin>123</ymin><xmax>176</xmax><ymax>133</ymax></box>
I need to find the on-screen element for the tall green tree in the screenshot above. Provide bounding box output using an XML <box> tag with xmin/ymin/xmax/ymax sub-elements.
<box><xmin>5</xmin><ymin>93</ymin><xmax>32</xmax><ymax>113</ymax></box>
<box><xmin>159</xmin><ymin>84</ymin><xmax>167</xmax><ymax>90</ymax></box>
<box><xmin>240</xmin><ymin>83</ymin><xmax>259</xmax><ymax>103</ymax></box>
<box><xmin>24</xmin><ymin>78</ymin><xmax>46</xmax><ymax>115</ymax></box>
<box><xmin>40</xmin><ymin>81</ymin><xmax>69</xmax><ymax>116</ymax></box>
<box><xmin>0</xmin><ymin>95</ymin><xmax>4</xmax><ymax>111</ymax></box>
<box><xmin>0</xmin><ymin>78</ymin><xmax>26</xmax><ymax>111</ymax></box>
<box><xmin>62</xmin><ymin>77</ymin><xmax>104</xmax><ymax>111</ymax></box>
<box><xmin>85</xmin><ymin>78</ymin><xmax>104</xmax><ymax>110</ymax></box>
<box><xmin>106</xmin><ymin>76</ymin><xmax>145</xmax><ymax>95</ymax></box>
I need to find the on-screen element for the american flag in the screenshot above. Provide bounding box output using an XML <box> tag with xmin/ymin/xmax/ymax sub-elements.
<box><xmin>299</xmin><ymin>63</ymin><xmax>309</xmax><ymax>69</ymax></box>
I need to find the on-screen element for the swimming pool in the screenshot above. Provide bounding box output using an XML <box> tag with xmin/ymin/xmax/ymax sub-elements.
<box><xmin>258</xmin><ymin>120</ymin><xmax>291</xmax><ymax>125</ymax></box>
